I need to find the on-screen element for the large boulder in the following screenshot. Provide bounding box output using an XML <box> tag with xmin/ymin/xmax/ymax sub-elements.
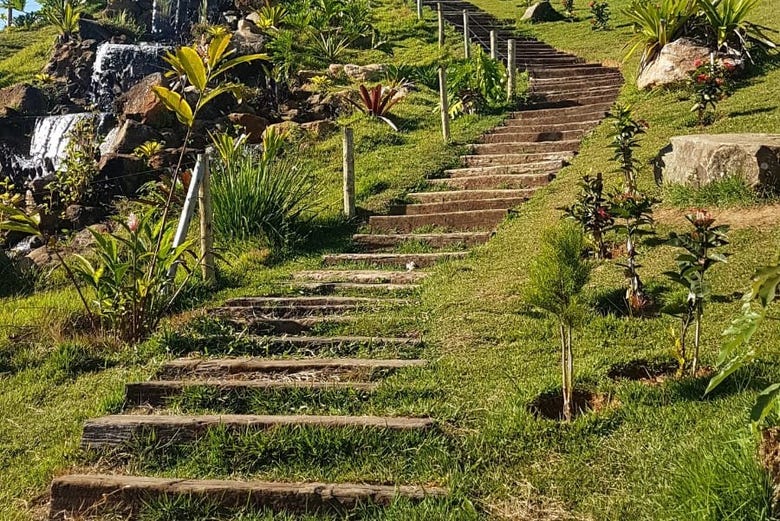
<box><xmin>116</xmin><ymin>73</ymin><xmax>170</xmax><ymax>127</ymax></box>
<box><xmin>655</xmin><ymin>134</ymin><xmax>780</xmax><ymax>191</ymax></box>
<box><xmin>521</xmin><ymin>1</ymin><xmax>565</xmax><ymax>22</ymax></box>
<box><xmin>101</xmin><ymin>119</ymin><xmax>162</xmax><ymax>155</ymax></box>
<box><xmin>638</xmin><ymin>38</ymin><xmax>710</xmax><ymax>90</ymax></box>
<box><xmin>0</xmin><ymin>84</ymin><xmax>47</xmax><ymax>117</ymax></box>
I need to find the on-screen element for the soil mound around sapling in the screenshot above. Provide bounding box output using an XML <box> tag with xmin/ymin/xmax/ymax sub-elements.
<box><xmin>528</xmin><ymin>388</ymin><xmax>609</xmax><ymax>421</ymax></box>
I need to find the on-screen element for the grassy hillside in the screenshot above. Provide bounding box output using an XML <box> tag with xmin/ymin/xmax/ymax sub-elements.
<box><xmin>0</xmin><ymin>26</ymin><xmax>55</xmax><ymax>88</ymax></box>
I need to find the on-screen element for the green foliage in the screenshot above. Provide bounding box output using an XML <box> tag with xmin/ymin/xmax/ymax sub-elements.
<box><xmin>254</xmin><ymin>4</ymin><xmax>288</xmax><ymax>30</ymax></box>
<box><xmin>589</xmin><ymin>0</ymin><xmax>610</xmax><ymax>30</ymax></box>
<box><xmin>41</xmin><ymin>0</ymin><xmax>81</xmax><ymax>40</ymax></box>
<box><xmin>69</xmin><ymin>210</ymin><xmax>197</xmax><ymax>342</ymax></box>
<box><xmin>446</xmin><ymin>46</ymin><xmax>509</xmax><ymax>118</ymax></box>
<box><xmin>690</xmin><ymin>59</ymin><xmax>733</xmax><ymax>125</ymax></box>
<box><xmin>663</xmin><ymin>175</ymin><xmax>761</xmax><ymax>208</ymax></box>
<box><xmin>99</xmin><ymin>9</ymin><xmax>145</xmax><ymax>40</ymax></box>
<box><xmin>623</xmin><ymin>0</ymin><xmax>697</xmax><ymax>70</ymax></box>
<box><xmin>695</xmin><ymin>0</ymin><xmax>776</xmax><ymax>54</ymax></box>
<box><xmin>561</xmin><ymin>0</ymin><xmax>574</xmax><ymax>16</ymax></box>
<box><xmin>49</xmin><ymin>115</ymin><xmax>99</xmax><ymax>213</ymax></box>
<box><xmin>308</xmin><ymin>30</ymin><xmax>350</xmax><ymax>64</ymax></box>
<box><xmin>210</xmin><ymin>128</ymin><xmax>318</xmax><ymax>250</ymax></box>
<box><xmin>563</xmin><ymin>173</ymin><xmax>614</xmax><ymax>260</ymax></box>
<box><xmin>133</xmin><ymin>140</ymin><xmax>165</xmax><ymax>166</ymax></box>
<box><xmin>607</xmin><ymin>103</ymin><xmax>646</xmax><ymax>195</ymax></box>
<box><xmin>611</xmin><ymin>192</ymin><xmax>656</xmax><ymax>315</ymax></box>
<box><xmin>663</xmin><ymin>210</ymin><xmax>729</xmax><ymax>376</ymax></box>
<box><xmin>345</xmin><ymin>83</ymin><xmax>405</xmax><ymax>130</ymax></box>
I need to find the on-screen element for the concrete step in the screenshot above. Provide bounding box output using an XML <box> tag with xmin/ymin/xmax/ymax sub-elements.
<box><xmin>353</xmin><ymin>231</ymin><xmax>491</xmax><ymax>250</ymax></box>
<box><xmin>460</xmin><ymin>152</ymin><xmax>573</xmax><ymax>167</ymax></box>
<box><xmin>428</xmin><ymin>174</ymin><xmax>553</xmax><ymax>190</ymax></box>
<box><xmin>470</xmin><ymin>139</ymin><xmax>580</xmax><ymax>155</ymax></box>
<box><xmin>408</xmin><ymin>188</ymin><xmax>536</xmax><ymax>203</ymax></box>
<box><xmin>445</xmin><ymin>159</ymin><xmax>564</xmax><ymax>177</ymax></box>
<box><xmin>323</xmin><ymin>252</ymin><xmax>467</xmax><ymax>268</ymax></box>
<box><xmin>490</xmin><ymin>120</ymin><xmax>601</xmax><ymax>134</ymax></box>
<box><xmin>369</xmin><ymin>209</ymin><xmax>507</xmax><ymax>233</ymax></box>
<box><xmin>50</xmin><ymin>475</ymin><xmax>448</xmax><ymax>520</ymax></box>
<box><xmin>293</xmin><ymin>270</ymin><xmax>428</xmax><ymax>284</ymax></box>
<box><xmin>389</xmin><ymin>197</ymin><xmax>528</xmax><ymax>214</ymax></box>
<box><xmin>159</xmin><ymin>357</ymin><xmax>428</xmax><ymax>379</ymax></box>
<box><xmin>126</xmin><ymin>380</ymin><xmax>379</xmax><ymax>406</ymax></box>
<box><xmin>480</xmin><ymin>129</ymin><xmax>586</xmax><ymax>143</ymax></box>
<box><xmin>82</xmin><ymin>414</ymin><xmax>437</xmax><ymax>449</ymax></box>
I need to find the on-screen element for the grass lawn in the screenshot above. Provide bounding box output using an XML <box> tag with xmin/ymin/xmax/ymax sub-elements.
<box><xmin>0</xmin><ymin>25</ymin><xmax>55</xmax><ymax>88</ymax></box>
<box><xmin>2</xmin><ymin>0</ymin><xmax>780</xmax><ymax>519</ymax></box>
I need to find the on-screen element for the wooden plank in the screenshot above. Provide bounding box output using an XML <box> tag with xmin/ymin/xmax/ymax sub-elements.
<box><xmin>50</xmin><ymin>474</ymin><xmax>448</xmax><ymax>519</ymax></box>
<box><xmin>82</xmin><ymin>414</ymin><xmax>437</xmax><ymax>449</ymax></box>
<box><xmin>161</xmin><ymin>357</ymin><xmax>428</xmax><ymax>378</ymax></box>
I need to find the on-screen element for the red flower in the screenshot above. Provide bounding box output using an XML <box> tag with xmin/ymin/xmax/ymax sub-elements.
<box><xmin>596</xmin><ymin>206</ymin><xmax>610</xmax><ymax>220</ymax></box>
<box><xmin>723</xmin><ymin>61</ymin><xmax>736</xmax><ymax>72</ymax></box>
<box><xmin>695</xmin><ymin>73</ymin><xmax>709</xmax><ymax>84</ymax></box>
<box><xmin>689</xmin><ymin>209</ymin><xmax>715</xmax><ymax>229</ymax></box>
<box><xmin>693</xmin><ymin>58</ymin><xmax>704</xmax><ymax>68</ymax></box>
<box><xmin>716</xmin><ymin>77</ymin><xmax>725</xmax><ymax>86</ymax></box>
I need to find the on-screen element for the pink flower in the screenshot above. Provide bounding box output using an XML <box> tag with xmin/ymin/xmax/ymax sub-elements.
<box><xmin>127</xmin><ymin>213</ymin><xmax>139</xmax><ymax>232</ymax></box>
<box><xmin>695</xmin><ymin>73</ymin><xmax>710</xmax><ymax>84</ymax></box>
<box><xmin>689</xmin><ymin>209</ymin><xmax>715</xmax><ymax>229</ymax></box>
<box><xmin>693</xmin><ymin>58</ymin><xmax>704</xmax><ymax>68</ymax></box>
<box><xmin>596</xmin><ymin>206</ymin><xmax>610</xmax><ymax>220</ymax></box>
<box><xmin>723</xmin><ymin>61</ymin><xmax>736</xmax><ymax>72</ymax></box>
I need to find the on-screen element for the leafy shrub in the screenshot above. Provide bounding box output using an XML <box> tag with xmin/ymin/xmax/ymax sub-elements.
<box><xmin>608</xmin><ymin>104</ymin><xmax>646</xmax><ymax>195</ymax></box>
<box><xmin>525</xmin><ymin>222</ymin><xmax>592</xmax><ymax>422</ymax></box>
<box><xmin>70</xmin><ymin>210</ymin><xmax>198</xmax><ymax>342</ymax></box>
<box><xmin>663</xmin><ymin>210</ymin><xmax>729</xmax><ymax>376</ymax></box>
<box><xmin>447</xmin><ymin>46</ymin><xmax>508</xmax><ymax>118</ymax></box>
<box><xmin>100</xmin><ymin>9</ymin><xmax>145</xmax><ymax>40</ymax></box>
<box><xmin>690</xmin><ymin>58</ymin><xmax>734</xmax><ymax>126</ymax></box>
<box><xmin>41</xmin><ymin>0</ymin><xmax>81</xmax><ymax>40</ymax></box>
<box><xmin>49</xmin><ymin>115</ymin><xmax>99</xmax><ymax>213</ymax></box>
<box><xmin>611</xmin><ymin>192</ymin><xmax>655</xmax><ymax>316</ymax></box>
<box><xmin>254</xmin><ymin>4</ymin><xmax>288</xmax><ymax>29</ymax></box>
<box><xmin>563</xmin><ymin>173</ymin><xmax>613</xmax><ymax>260</ymax></box>
<box><xmin>210</xmin><ymin>129</ymin><xmax>318</xmax><ymax>250</ymax></box>
<box><xmin>589</xmin><ymin>0</ymin><xmax>610</xmax><ymax>30</ymax></box>
<box><xmin>561</xmin><ymin>0</ymin><xmax>574</xmax><ymax>16</ymax></box>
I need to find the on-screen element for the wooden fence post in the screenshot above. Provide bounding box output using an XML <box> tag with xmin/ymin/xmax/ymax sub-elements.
<box><xmin>507</xmin><ymin>38</ymin><xmax>516</xmax><ymax>102</ymax></box>
<box><xmin>342</xmin><ymin>126</ymin><xmax>356</xmax><ymax>219</ymax></box>
<box><xmin>462</xmin><ymin>10</ymin><xmax>470</xmax><ymax>59</ymax></box>
<box><xmin>490</xmin><ymin>30</ymin><xmax>497</xmax><ymax>59</ymax></box>
<box><xmin>199</xmin><ymin>152</ymin><xmax>215</xmax><ymax>284</ymax></box>
<box><xmin>438</xmin><ymin>66</ymin><xmax>450</xmax><ymax>143</ymax></box>
<box><xmin>416</xmin><ymin>0</ymin><xmax>422</xmax><ymax>20</ymax></box>
<box><xmin>168</xmin><ymin>154</ymin><xmax>204</xmax><ymax>280</ymax></box>
<box><xmin>437</xmin><ymin>2</ymin><xmax>445</xmax><ymax>47</ymax></box>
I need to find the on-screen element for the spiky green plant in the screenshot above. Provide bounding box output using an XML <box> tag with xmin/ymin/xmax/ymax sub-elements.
<box><xmin>623</xmin><ymin>0</ymin><xmax>697</xmax><ymax>70</ymax></box>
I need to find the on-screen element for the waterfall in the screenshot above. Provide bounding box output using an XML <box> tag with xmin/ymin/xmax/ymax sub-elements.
<box><xmin>91</xmin><ymin>43</ymin><xmax>169</xmax><ymax>109</ymax></box>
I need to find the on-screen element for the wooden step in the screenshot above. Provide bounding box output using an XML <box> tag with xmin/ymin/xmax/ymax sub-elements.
<box><xmin>389</xmin><ymin>197</ymin><xmax>527</xmax><ymax>214</ymax></box>
<box><xmin>490</xmin><ymin>120</ymin><xmax>601</xmax><ymax>134</ymax></box>
<box><xmin>82</xmin><ymin>414</ymin><xmax>437</xmax><ymax>449</ymax></box>
<box><xmin>353</xmin><ymin>231</ymin><xmax>491</xmax><ymax>250</ymax></box>
<box><xmin>224</xmin><ymin>296</ymin><xmax>404</xmax><ymax>308</ymax></box>
<box><xmin>480</xmin><ymin>129</ymin><xmax>586</xmax><ymax>143</ymax></box>
<box><xmin>428</xmin><ymin>174</ymin><xmax>553</xmax><ymax>190</ymax></box>
<box><xmin>408</xmin><ymin>188</ymin><xmax>536</xmax><ymax>203</ymax></box>
<box><xmin>50</xmin><ymin>474</ymin><xmax>448</xmax><ymax>519</ymax></box>
<box><xmin>369</xmin><ymin>209</ymin><xmax>507</xmax><ymax>233</ymax></box>
<box><xmin>221</xmin><ymin>316</ymin><xmax>355</xmax><ymax>335</ymax></box>
<box><xmin>531</xmin><ymin>76</ymin><xmax>623</xmax><ymax>89</ymax></box>
<box><xmin>510</xmin><ymin>103</ymin><xmax>614</xmax><ymax>119</ymax></box>
<box><xmin>536</xmin><ymin>92</ymin><xmax>619</xmax><ymax>104</ymax></box>
<box><xmin>445</xmin><ymin>160</ymin><xmax>563</xmax><ymax>177</ymax></box>
<box><xmin>461</xmin><ymin>151</ymin><xmax>572</xmax><ymax>167</ymax></box>
<box><xmin>503</xmin><ymin>111</ymin><xmax>609</xmax><ymax>126</ymax></box>
<box><xmin>294</xmin><ymin>270</ymin><xmax>428</xmax><ymax>284</ymax></box>
<box><xmin>296</xmin><ymin>281</ymin><xmax>420</xmax><ymax>292</ymax></box>
<box><xmin>323</xmin><ymin>252</ymin><xmax>467</xmax><ymax>268</ymax></box>
<box><xmin>470</xmin><ymin>139</ymin><xmax>580</xmax><ymax>155</ymax></box>
<box><xmin>160</xmin><ymin>357</ymin><xmax>428</xmax><ymax>378</ymax></box>
<box><xmin>217</xmin><ymin>297</ymin><xmax>404</xmax><ymax>318</ymax></box>
<box><xmin>531</xmin><ymin>66</ymin><xmax>621</xmax><ymax>79</ymax></box>
<box><xmin>126</xmin><ymin>380</ymin><xmax>379</xmax><ymax>406</ymax></box>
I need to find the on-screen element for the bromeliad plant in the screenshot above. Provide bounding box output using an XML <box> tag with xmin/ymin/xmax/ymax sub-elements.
<box><xmin>526</xmin><ymin>222</ymin><xmax>592</xmax><ymax>422</ymax></box>
<box><xmin>563</xmin><ymin>173</ymin><xmax>614</xmax><ymax>260</ymax></box>
<box><xmin>345</xmin><ymin>84</ymin><xmax>405</xmax><ymax>131</ymax></box>
<box><xmin>611</xmin><ymin>192</ymin><xmax>656</xmax><ymax>316</ymax></box>
<box><xmin>608</xmin><ymin>104</ymin><xmax>646</xmax><ymax>195</ymax></box>
<box><xmin>690</xmin><ymin>58</ymin><xmax>733</xmax><ymax>126</ymax></box>
<box><xmin>623</xmin><ymin>0</ymin><xmax>697</xmax><ymax>71</ymax></box>
<box><xmin>663</xmin><ymin>210</ymin><xmax>729</xmax><ymax>377</ymax></box>
<box><xmin>695</xmin><ymin>0</ymin><xmax>776</xmax><ymax>58</ymax></box>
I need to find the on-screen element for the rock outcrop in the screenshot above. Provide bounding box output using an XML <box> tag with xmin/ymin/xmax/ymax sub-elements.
<box><xmin>655</xmin><ymin>134</ymin><xmax>780</xmax><ymax>191</ymax></box>
<box><xmin>637</xmin><ymin>38</ymin><xmax>710</xmax><ymax>90</ymax></box>
<box><xmin>521</xmin><ymin>1</ymin><xmax>565</xmax><ymax>22</ymax></box>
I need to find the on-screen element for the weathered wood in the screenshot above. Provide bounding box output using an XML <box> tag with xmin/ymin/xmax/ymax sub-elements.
<box><xmin>342</xmin><ymin>126</ymin><xmax>355</xmax><ymax>219</ymax></box>
<box><xmin>199</xmin><ymin>152</ymin><xmax>215</xmax><ymax>284</ymax></box>
<box><xmin>437</xmin><ymin>2</ymin><xmax>445</xmax><ymax>46</ymax></box>
<box><xmin>323</xmin><ymin>252</ymin><xmax>467</xmax><ymax>268</ymax></box>
<box><xmin>50</xmin><ymin>474</ymin><xmax>448</xmax><ymax>520</ymax></box>
<box><xmin>462</xmin><ymin>10</ymin><xmax>470</xmax><ymax>59</ymax></box>
<box><xmin>506</xmin><ymin>39</ymin><xmax>516</xmax><ymax>102</ymax></box>
<box><xmin>297</xmin><ymin>282</ymin><xmax>421</xmax><ymax>292</ymax></box>
<box><xmin>82</xmin><ymin>414</ymin><xmax>437</xmax><ymax>449</ymax></box>
<box><xmin>352</xmin><ymin>231</ymin><xmax>491</xmax><ymax>251</ymax></box>
<box><xmin>126</xmin><ymin>380</ymin><xmax>379</xmax><ymax>406</ymax></box>
<box><xmin>368</xmin><ymin>209</ymin><xmax>508</xmax><ymax>233</ymax></box>
<box><xmin>490</xmin><ymin>29</ymin><xmax>497</xmax><ymax>59</ymax></box>
<box><xmin>223</xmin><ymin>296</ymin><xmax>406</xmax><ymax>307</ymax></box>
<box><xmin>438</xmin><ymin>66</ymin><xmax>450</xmax><ymax>143</ymax></box>
<box><xmin>416</xmin><ymin>0</ymin><xmax>422</xmax><ymax>19</ymax></box>
<box><xmin>218</xmin><ymin>316</ymin><xmax>356</xmax><ymax>335</ymax></box>
<box><xmin>294</xmin><ymin>270</ymin><xmax>428</xmax><ymax>284</ymax></box>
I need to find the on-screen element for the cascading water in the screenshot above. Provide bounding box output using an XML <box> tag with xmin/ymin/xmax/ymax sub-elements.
<box><xmin>91</xmin><ymin>43</ymin><xmax>169</xmax><ymax>109</ymax></box>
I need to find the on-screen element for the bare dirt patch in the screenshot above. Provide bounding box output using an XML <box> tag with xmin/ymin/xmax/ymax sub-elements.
<box><xmin>608</xmin><ymin>359</ymin><xmax>678</xmax><ymax>383</ymax></box>
<box><xmin>528</xmin><ymin>389</ymin><xmax>610</xmax><ymax>421</ymax></box>
<box><xmin>655</xmin><ymin>204</ymin><xmax>780</xmax><ymax>230</ymax></box>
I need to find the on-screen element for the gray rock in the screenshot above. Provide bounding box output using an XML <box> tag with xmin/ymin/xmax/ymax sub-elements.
<box><xmin>521</xmin><ymin>1</ymin><xmax>565</xmax><ymax>22</ymax></box>
<box><xmin>637</xmin><ymin>38</ymin><xmax>710</xmax><ymax>90</ymax></box>
<box><xmin>655</xmin><ymin>134</ymin><xmax>780</xmax><ymax>191</ymax></box>
<box><xmin>328</xmin><ymin>63</ymin><xmax>386</xmax><ymax>82</ymax></box>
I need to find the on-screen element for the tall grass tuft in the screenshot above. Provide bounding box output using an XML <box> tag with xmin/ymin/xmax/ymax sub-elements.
<box><xmin>210</xmin><ymin>129</ymin><xmax>318</xmax><ymax>252</ymax></box>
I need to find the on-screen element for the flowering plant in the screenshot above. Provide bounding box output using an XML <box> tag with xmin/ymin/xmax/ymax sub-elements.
<box><xmin>611</xmin><ymin>192</ymin><xmax>656</xmax><ymax>316</ymax></box>
<box><xmin>589</xmin><ymin>0</ymin><xmax>609</xmax><ymax>30</ymax></box>
<box><xmin>561</xmin><ymin>0</ymin><xmax>574</xmax><ymax>16</ymax></box>
<box><xmin>690</xmin><ymin>58</ymin><xmax>733</xmax><ymax>125</ymax></box>
<box><xmin>563</xmin><ymin>173</ymin><xmax>614</xmax><ymax>260</ymax></box>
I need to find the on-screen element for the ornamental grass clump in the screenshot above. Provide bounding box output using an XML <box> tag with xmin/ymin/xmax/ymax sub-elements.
<box><xmin>663</xmin><ymin>209</ymin><xmax>729</xmax><ymax>377</ymax></box>
<box><xmin>525</xmin><ymin>222</ymin><xmax>592</xmax><ymax>422</ymax></box>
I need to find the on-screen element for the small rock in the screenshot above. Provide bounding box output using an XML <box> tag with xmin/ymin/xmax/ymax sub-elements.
<box><xmin>655</xmin><ymin>133</ymin><xmax>780</xmax><ymax>191</ymax></box>
<box><xmin>343</xmin><ymin>63</ymin><xmax>386</xmax><ymax>82</ymax></box>
<box><xmin>63</xmin><ymin>205</ymin><xmax>105</xmax><ymax>228</ymax></box>
<box><xmin>637</xmin><ymin>38</ymin><xmax>710</xmax><ymax>90</ymax></box>
<box><xmin>301</xmin><ymin>119</ymin><xmax>337</xmax><ymax>139</ymax></box>
<box><xmin>117</xmin><ymin>73</ymin><xmax>170</xmax><ymax>128</ymax></box>
<box><xmin>228</xmin><ymin>113</ymin><xmax>269</xmax><ymax>144</ymax></box>
<box><xmin>237</xmin><ymin>18</ymin><xmax>260</xmax><ymax>34</ymax></box>
<box><xmin>521</xmin><ymin>1</ymin><xmax>565</xmax><ymax>22</ymax></box>
<box><xmin>98</xmin><ymin>153</ymin><xmax>150</xmax><ymax>196</ymax></box>
<box><xmin>25</xmin><ymin>246</ymin><xmax>53</xmax><ymax>268</ymax></box>
<box><xmin>263</xmin><ymin>121</ymin><xmax>301</xmax><ymax>139</ymax></box>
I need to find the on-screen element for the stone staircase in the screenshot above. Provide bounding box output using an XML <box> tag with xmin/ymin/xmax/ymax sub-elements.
<box><xmin>47</xmin><ymin>1</ymin><xmax>622</xmax><ymax>519</ymax></box>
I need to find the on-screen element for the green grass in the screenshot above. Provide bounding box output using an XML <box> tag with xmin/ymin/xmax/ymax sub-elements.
<box><xmin>663</xmin><ymin>175</ymin><xmax>772</xmax><ymax>208</ymax></box>
<box><xmin>0</xmin><ymin>26</ymin><xmax>56</xmax><ymax>87</ymax></box>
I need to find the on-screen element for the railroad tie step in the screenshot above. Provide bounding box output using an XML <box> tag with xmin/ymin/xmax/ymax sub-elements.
<box><xmin>428</xmin><ymin>174</ymin><xmax>553</xmax><ymax>191</ymax></box>
<box><xmin>220</xmin><ymin>316</ymin><xmax>356</xmax><ymax>335</ymax></box>
<box><xmin>126</xmin><ymin>380</ymin><xmax>379</xmax><ymax>406</ymax></box>
<box><xmin>502</xmin><ymin>112</ymin><xmax>608</xmax><ymax>126</ymax></box>
<box><xmin>368</xmin><ymin>209</ymin><xmax>508</xmax><ymax>233</ymax></box>
<box><xmin>216</xmin><ymin>297</ymin><xmax>406</xmax><ymax>318</ymax></box>
<box><xmin>490</xmin><ymin>120</ymin><xmax>602</xmax><ymax>134</ymax></box>
<box><xmin>50</xmin><ymin>474</ymin><xmax>449</xmax><ymax>519</ymax></box>
<box><xmin>159</xmin><ymin>357</ymin><xmax>428</xmax><ymax>379</ymax></box>
<box><xmin>445</xmin><ymin>159</ymin><xmax>563</xmax><ymax>177</ymax></box>
<box><xmin>295</xmin><ymin>281</ymin><xmax>421</xmax><ymax>292</ymax></box>
<box><xmin>352</xmin><ymin>231</ymin><xmax>491</xmax><ymax>251</ymax></box>
<box><xmin>408</xmin><ymin>188</ymin><xmax>536</xmax><ymax>204</ymax></box>
<box><xmin>322</xmin><ymin>252</ymin><xmax>467</xmax><ymax>268</ymax></box>
<box><xmin>460</xmin><ymin>152</ymin><xmax>573</xmax><ymax>168</ymax></box>
<box><xmin>470</xmin><ymin>140</ymin><xmax>580</xmax><ymax>155</ymax></box>
<box><xmin>480</xmin><ymin>130</ymin><xmax>586</xmax><ymax>143</ymax></box>
<box><xmin>536</xmin><ymin>92</ymin><xmax>619</xmax><ymax>104</ymax></box>
<box><xmin>82</xmin><ymin>414</ymin><xmax>437</xmax><ymax>449</ymax></box>
<box><xmin>293</xmin><ymin>270</ymin><xmax>429</xmax><ymax>284</ymax></box>
<box><xmin>389</xmin><ymin>197</ymin><xmax>528</xmax><ymax>215</ymax></box>
<box><xmin>509</xmin><ymin>103</ymin><xmax>614</xmax><ymax>119</ymax></box>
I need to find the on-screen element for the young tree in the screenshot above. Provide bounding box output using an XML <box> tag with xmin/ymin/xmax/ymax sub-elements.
<box><xmin>526</xmin><ymin>222</ymin><xmax>593</xmax><ymax>421</ymax></box>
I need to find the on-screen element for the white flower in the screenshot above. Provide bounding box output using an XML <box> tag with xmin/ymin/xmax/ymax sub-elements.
<box><xmin>406</xmin><ymin>261</ymin><xmax>417</xmax><ymax>272</ymax></box>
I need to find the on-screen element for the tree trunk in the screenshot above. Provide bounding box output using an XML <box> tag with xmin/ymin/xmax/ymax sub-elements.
<box><xmin>6</xmin><ymin>7</ymin><xmax>12</xmax><ymax>27</ymax></box>
<box><xmin>560</xmin><ymin>322</ymin><xmax>572</xmax><ymax>422</ymax></box>
<box><xmin>692</xmin><ymin>306</ymin><xmax>702</xmax><ymax>376</ymax></box>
